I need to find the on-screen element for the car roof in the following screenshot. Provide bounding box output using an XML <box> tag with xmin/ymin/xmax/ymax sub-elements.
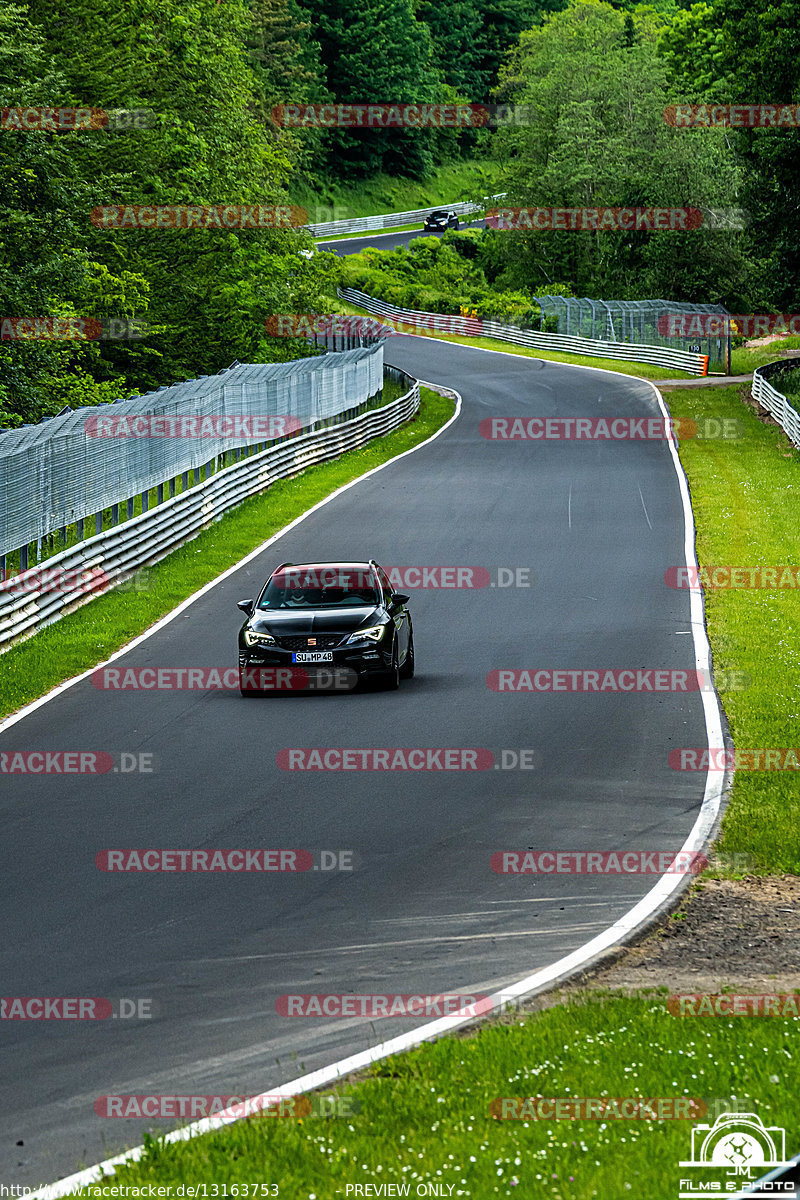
<box><xmin>271</xmin><ymin>560</ymin><xmax>378</xmax><ymax>573</ymax></box>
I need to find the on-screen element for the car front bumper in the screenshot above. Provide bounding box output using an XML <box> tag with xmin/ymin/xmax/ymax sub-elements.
<box><xmin>238</xmin><ymin>641</ymin><xmax>394</xmax><ymax>689</ymax></box>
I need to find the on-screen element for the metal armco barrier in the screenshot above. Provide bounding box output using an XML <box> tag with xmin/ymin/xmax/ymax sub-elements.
<box><xmin>0</xmin><ymin>380</ymin><xmax>419</xmax><ymax>651</ymax></box>
<box><xmin>307</xmin><ymin>195</ymin><xmax>506</xmax><ymax>239</ymax></box>
<box><xmin>338</xmin><ymin>288</ymin><xmax>711</xmax><ymax>376</ymax></box>
<box><xmin>752</xmin><ymin>361</ymin><xmax>800</xmax><ymax>449</ymax></box>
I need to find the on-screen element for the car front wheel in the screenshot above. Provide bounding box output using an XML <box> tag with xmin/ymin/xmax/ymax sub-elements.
<box><xmin>382</xmin><ymin>642</ymin><xmax>401</xmax><ymax>690</ymax></box>
<box><xmin>400</xmin><ymin>631</ymin><xmax>415</xmax><ymax>679</ymax></box>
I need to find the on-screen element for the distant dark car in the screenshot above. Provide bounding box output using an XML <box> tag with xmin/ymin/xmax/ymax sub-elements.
<box><xmin>237</xmin><ymin>560</ymin><xmax>414</xmax><ymax>694</ymax></box>
<box><xmin>423</xmin><ymin>209</ymin><xmax>460</xmax><ymax>232</ymax></box>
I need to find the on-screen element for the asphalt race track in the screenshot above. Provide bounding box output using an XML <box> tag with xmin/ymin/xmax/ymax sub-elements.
<box><xmin>0</xmin><ymin>336</ymin><xmax>714</xmax><ymax>1185</ymax></box>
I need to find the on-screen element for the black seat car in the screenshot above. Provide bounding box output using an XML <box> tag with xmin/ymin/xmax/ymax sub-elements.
<box><xmin>237</xmin><ymin>560</ymin><xmax>414</xmax><ymax>694</ymax></box>
<box><xmin>423</xmin><ymin>209</ymin><xmax>460</xmax><ymax>232</ymax></box>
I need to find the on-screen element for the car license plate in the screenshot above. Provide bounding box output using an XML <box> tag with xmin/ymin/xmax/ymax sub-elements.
<box><xmin>293</xmin><ymin>651</ymin><xmax>334</xmax><ymax>663</ymax></box>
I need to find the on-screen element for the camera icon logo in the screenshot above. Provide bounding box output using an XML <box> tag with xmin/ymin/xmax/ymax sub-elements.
<box><xmin>681</xmin><ymin>1112</ymin><xmax>787</xmax><ymax>1169</ymax></box>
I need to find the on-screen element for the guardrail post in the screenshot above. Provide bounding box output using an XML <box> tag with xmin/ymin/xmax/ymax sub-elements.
<box><xmin>111</xmin><ymin>503</ymin><xmax>119</xmax><ymax>526</ymax></box>
<box><xmin>20</xmin><ymin>543</ymin><xmax>28</xmax><ymax>572</ymax></box>
<box><xmin>141</xmin><ymin>490</ymin><xmax>149</xmax><ymax>513</ymax></box>
<box><xmin>127</xmin><ymin>497</ymin><xmax>134</xmax><ymax>520</ymax></box>
<box><xmin>157</xmin><ymin>483</ymin><xmax>164</xmax><ymax>504</ymax></box>
<box><xmin>169</xmin><ymin>476</ymin><xmax>176</xmax><ymax>498</ymax></box>
<box><xmin>95</xmin><ymin>511</ymin><xmax>103</xmax><ymax>535</ymax></box>
<box><xmin>182</xmin><ymin>470</ymin><xmax>188</xmax><ymax>492</ymax></box>
<box><xmin>76</xmin><ymin>519</ymin><xmax>84</xmax><ymax>541</ymax></box>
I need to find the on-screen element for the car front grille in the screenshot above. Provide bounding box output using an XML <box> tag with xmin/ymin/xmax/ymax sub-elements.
<box><xmin>276</xmin><ymin>635</ymin><xmax>344</xmax><ymax>651</ymax></box>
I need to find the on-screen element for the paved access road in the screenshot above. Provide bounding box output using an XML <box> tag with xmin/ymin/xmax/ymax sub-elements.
<box><xmin>0</xmin><ymin>336</ymin><xmax>711</xmax><ymax>1184</ymax></box>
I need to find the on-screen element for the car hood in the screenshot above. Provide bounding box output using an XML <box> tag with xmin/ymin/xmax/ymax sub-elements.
<box><xmin>250</xmin><ymin>606</ymin><xmax>382</xmax><ymax>635</ymax></box>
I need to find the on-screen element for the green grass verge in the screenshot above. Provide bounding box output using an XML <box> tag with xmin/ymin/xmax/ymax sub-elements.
<box><xmin>0</xmin><ymin>387</ymin><xmax>452</xmax><ymax>721</ymax></box>
<box><xmin>660</xmin><ymin>380</ymin><xmax>800</xmax><ymax>873</ymax></box>
<box><xmin>333</xmin><ymin>300</ymin><xmax>695</xmax><ymax>381</ymax></box>
<box><xmin>731</xmin><ymin>339</ymin><xmax>800</xmax><ymax>374</ymax></box>
<box><xmin>295</xmin><ymin>159</ymin><xmax>504</xmax><ymax>225</ymax></box>
<box><xmin>74</xmin><ymin>992</ymin><xmax>799</xmax><ymax>1197</ymax></box>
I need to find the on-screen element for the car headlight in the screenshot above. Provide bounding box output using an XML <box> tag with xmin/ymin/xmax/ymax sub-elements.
<box><xmin>346</xmin><ymin>624</ymin><xmax>386</xmax><ymax>644</ymax></box>
<box><xmin>244</xmin><ymin>628</ymin><xmax>276</xmax><ymax>647</ymax></box>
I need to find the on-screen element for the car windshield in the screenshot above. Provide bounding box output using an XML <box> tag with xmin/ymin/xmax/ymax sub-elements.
<box><xmin>258</xmin><ymin>567</ymin><xmax>380</xmax><ymax>609</ymax></box>
<box><xmin>428</xmin><ymin>211</ymin><xmax>447</xmax><ymax>219</ymax></box>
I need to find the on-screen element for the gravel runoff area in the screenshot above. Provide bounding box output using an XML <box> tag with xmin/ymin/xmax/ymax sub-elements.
<box><xmin>512</xmin><ymin>877</ymin><xmax>800</xmax><ymax>1009</ymax></box>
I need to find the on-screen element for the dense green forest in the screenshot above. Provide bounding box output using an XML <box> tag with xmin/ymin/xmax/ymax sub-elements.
<box><xmin>1</xmin><ymin>0</ymin><xmax>798</xmax><ymax>428</ymax></box>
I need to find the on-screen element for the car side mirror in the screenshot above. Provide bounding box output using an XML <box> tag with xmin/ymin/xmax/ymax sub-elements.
<box><xmin>237</xmin><ymin>599</ymin><xmax>255</xmax><ymax>615</ymax></box>
<box><xmin>392</xmin><ymin>593</ymin><xmax>410</xmax><ymax>605</ymax></box>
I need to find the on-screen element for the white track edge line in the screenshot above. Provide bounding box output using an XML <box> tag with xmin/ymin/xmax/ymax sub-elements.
<box><xmin>0</xmin><ymin>385</ymin><xmax>460</xmax><ymax>735</ymax></box>
<box><xmin>24</xmin><ymin>365</ymin><xmax>726</xmax><ymax>1199</ymax></box>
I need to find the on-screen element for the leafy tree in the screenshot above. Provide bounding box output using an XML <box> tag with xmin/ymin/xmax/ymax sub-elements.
<box><xmin>488</xmin><ymin>0</ymin><xmax>747</xmax><ymax>301</ymax></box>
<box><xmin>416</xmin><ymin>0</ymin><xmax>487</xmax><ymax>95</ymax></box>
<box><xmin>24</xmin><ymin>0</ymin><xmax>334</xmax><ymax>386</ymax></box>
<box><xmin>675</xmin><ymin>0</ymin><xmax>800</xmax><ymax>307</ymax></box>
<box><xmin>295</xmin><ymin>0</ymin><xmax>442</xmax><ymax>177</ymax></box>
<box><xmin>476</xmin><ymin>0</ymin><xmax>566</xmax><ymax>90</ymax></box>
<box><xmin>247</xmin><ymin>0</ymin><xmax>329</xmax><ymax>179</ymax></box>
<box><xmin>658</xmin><ymin>2</ymin><xmax>732</xmax><ymax>97</ymax></box>
<box><xmin>0</xmin><ymin>5</ymin><xmax>150</xmax><ymax>426</ymax></box>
